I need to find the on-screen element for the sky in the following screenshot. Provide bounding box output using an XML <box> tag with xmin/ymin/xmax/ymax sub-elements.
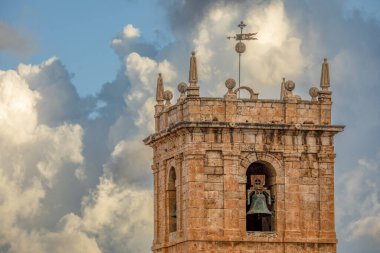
<box><xmin>0</xmin><ymin>0</ymin><xmax>379</xmax><ymax>252</ymax></box>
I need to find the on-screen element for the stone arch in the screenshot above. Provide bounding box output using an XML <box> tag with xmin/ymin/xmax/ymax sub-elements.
<box><xmin>168</xmin><ymin>166</ymin><xmax>176</xmax><ymax>190</ymax></box>
<box><xmin>240</xmin><ymin>152</ymin><xmax>283</xmax><ymax>184</ymax></box>
<box><xmin>166</xmin><ymin>158</ymin><xmax>177</xmax><ymax>187</ymax></box>
<box><xmin>234</xmin><ymin>86</ymin><xmax>257</xmax><ymax>100</ymax></box>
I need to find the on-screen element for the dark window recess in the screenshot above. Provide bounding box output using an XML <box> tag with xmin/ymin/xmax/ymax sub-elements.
<box><xmin>246</xmin><ymin>162</ymin><xmax>275</xmax><ymax>232</ymax></box>
<box><xmin>168</xmin><ymin>167</ymin><xmax>177</xmax><ymax>232</ymax></box>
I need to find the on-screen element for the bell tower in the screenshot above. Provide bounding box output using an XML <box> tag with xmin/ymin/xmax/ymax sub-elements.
<box><xmin>144</xmin><ymin>52</ymin><xmax>344</xmax><ymax>252</ymax></box>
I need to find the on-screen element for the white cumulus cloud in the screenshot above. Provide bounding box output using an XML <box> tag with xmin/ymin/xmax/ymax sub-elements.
<box><xmin>0</xmin><ymin>61</ymin><xmax>90</xmax><ymax>253</ymax></box>
<box><xmin>123</xmin><ymin>24</ymin><xmax>140</xmax><ymax>38</ymax></box>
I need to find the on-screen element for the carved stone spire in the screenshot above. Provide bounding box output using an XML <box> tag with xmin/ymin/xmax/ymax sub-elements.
<box><xmin>187</xmin><ymin>51</ymin><xmax>200</xmax><ymax>97</ymax></box>
<box><xmin>156</xmin><ymin>73</ymin><xmax>164</xmax><ymax>104</ymax></box>
<box><xmin>320</xmin><ymin>58</ymin><xmax>330</xmax><ymax>91</ymax></box>
<box><xmin>189</xmin><ymin>51</ymin><xmax>198</xmax><ymax>87</ymax></box>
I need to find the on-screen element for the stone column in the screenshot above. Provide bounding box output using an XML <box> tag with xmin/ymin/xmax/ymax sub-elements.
<box><xmin>318</xmin><ymin>153</ymin><xmax>337</xmax><ymax>242</ymax></box>
<box><xmin>175</xmin><ymin>154</ymin><xmax>184</xmax><ymax>238</ymax></box>
<box><xmin>223</xmin><ymin>154</ymin><xmax>241</xmax><ymax>240</ymax></box>
<box><xmin>152</xmin><ymin>163</ymin><xmax>159</xmax><ymax>246</ymax></box>
<box><xmin>184</xmin><ymin>153</ymin><xmax>206</xmax><ymax>240</ymax></box>
<box><xmin>283</xmin><ymin>153</ymin><xmax>302</xmax><ymax>241</ymax></box>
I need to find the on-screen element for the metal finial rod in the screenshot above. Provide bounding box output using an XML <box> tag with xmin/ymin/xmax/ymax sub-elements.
<box><xmin>227</xmin><ymin>21</ymin><xmax>258</xmax><ymax>97</ymax></box>
<box><xmin>239</xmin><ymin>52</ymin><xmax>241</xmax><ymax>90</ymax></box>
<box><xmin>238</xmin><ymin>22</ymin><xmax>243</xmax><ymax>90</ymax></box>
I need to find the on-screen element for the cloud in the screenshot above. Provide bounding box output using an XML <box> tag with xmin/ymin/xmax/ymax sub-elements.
<box><xmin>17</xmin><ymin>58</ymin><xmax>95</xmax><ymax>126</ymax></box>
<box><xmin>0</xmin><ymin>69</ymin><xmax>40</xmax><ymax>143</ymax></box>
<box><xmin>80</xmin><ymin>176</ymin><xmax>153</xmax><ymax>253</ymax></box>
<box><xmin>0</xmin><ymin>21</ymin><xmax>33</xmax><ymax>57</ymax></box>
<box><xmin>0</xmin><ymin>48</ymin><xmax>156</xmax><ymax>252</ymax></box>
<box><xmin>103</xmin><ymin>138</ymin><xmax>152</xmax><ymax>188</ymax></box>
<box><xmin>105</xmin><ymin>51</ymin><xmax>177</xmax><ymax>149</ymax></box>
<box><xmin>11</xmin><ymin>225</ymin><xmax>102</xmax><ymax>253</ymax></box>
<box><xmin>336</xmin><ymin>157</ymin><xmax>380</xmax><ymax>242</ymax></box>
<box><xmin>110</xmin><ymin>24</ymin><xmax>157</xmax><ymax>60</ymax></box>
<box><xmin>347</xmin><ymin>216</ymin><xmax>380</xmax><ymax>241</ymax></box>
<box><xmin>0</xmin><ymin>64</ymin><xmax>88</xmax><ymax>252</ymax></box>
<box><xmin>123</xmin><ymin>24</ymin><xmax>140</xmax><ymax>38</ymax></box>
<box><xmin>112</xmin><ymin>24</ymin><xmax>141</xmax><ymax>47</ymax></box>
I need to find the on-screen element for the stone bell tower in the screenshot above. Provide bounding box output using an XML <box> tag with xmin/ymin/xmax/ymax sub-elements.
<box><xmin>144</xmin><ymin>52</ymin><xmax>344</xmax><ymax>252</ymax></box>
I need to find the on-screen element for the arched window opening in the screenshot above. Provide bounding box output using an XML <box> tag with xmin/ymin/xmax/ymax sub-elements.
<box><xmin>246</xmin><ymin>162</ymin><xmax>275</xmax><ymax>232</ymax></box>
<box><xmin>168</xmin><ymin>167</ymin><xmax>177</xmax><ymax>232</ymax></box>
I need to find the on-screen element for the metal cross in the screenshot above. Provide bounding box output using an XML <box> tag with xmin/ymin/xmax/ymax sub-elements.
<box><xmin>227</xmin><ymin>21</ymin><xmax>258</xmax><ymax>93</ymax></box>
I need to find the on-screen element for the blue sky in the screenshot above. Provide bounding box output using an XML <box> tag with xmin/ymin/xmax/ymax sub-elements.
<box><xmin>0</xmin><ymin>0</ymin><xmax>171</xmax><ymax>96</ymax></box>
<box><xmin>0</xmin><ymin>0</ymin><xmax>380</xmax><ymax>253</ymax></box>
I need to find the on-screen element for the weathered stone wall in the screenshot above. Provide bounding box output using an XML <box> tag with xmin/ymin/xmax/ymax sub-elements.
<box><xmin>147</xmin><ymin>121</ymin><xmax>342</xmax><ymax>252</ymax></box>
<box><xmin>156</xmin><ymin>97</ymin><xmax>332</xmax><ymax>133</ymax></box>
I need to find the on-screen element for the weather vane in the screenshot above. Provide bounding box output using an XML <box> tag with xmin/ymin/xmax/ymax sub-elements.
<box><xmin>227</xmin><ymin>21</ymin><xmax>258</xmax><ymax>93</ymax></box>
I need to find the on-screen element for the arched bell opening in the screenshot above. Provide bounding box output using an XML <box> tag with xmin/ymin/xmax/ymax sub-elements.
<box><xmin>246</xmin><ymin>162</ymin><xmax>275</xmax><ymax>232</ymax></box>
<box><xmin>168</xmin><ymin>167</ymin><xmax>177</xmax><ymax>232</ymax></box>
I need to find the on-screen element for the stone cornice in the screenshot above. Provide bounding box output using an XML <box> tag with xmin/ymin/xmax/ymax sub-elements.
<box><xmin>143</xmin><ymin>121</ymin><xmax>345</xmax><ymax>145</ymax></box>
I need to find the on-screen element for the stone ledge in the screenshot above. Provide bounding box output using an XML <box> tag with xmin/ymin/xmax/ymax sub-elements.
<box><xmin>246</xmin><ymin>231</ymin><xmax>278</xmax><ymax>239</ymax></box>
<box><xmin>144</xmin><ymin>121</ymin><xmax>345</xmax><ymax>145</ymax></box>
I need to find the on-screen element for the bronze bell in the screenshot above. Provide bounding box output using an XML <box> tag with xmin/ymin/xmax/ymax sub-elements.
<box><xmin>247</xmin><ymin>192</ymin><xmax>272</xmax><ymax>215</ymax></box>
